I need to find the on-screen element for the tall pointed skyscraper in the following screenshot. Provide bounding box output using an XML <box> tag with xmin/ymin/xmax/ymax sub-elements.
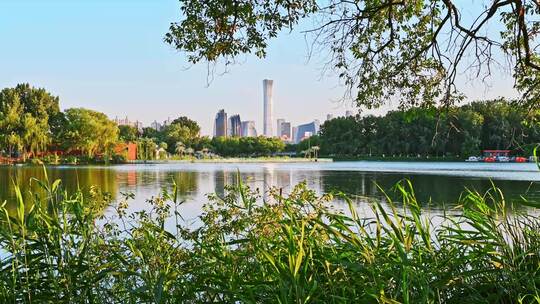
<box><xmin>263</xmin><ymin>79</ymin><xmax>274</xmax><ymax>137</ymax></box>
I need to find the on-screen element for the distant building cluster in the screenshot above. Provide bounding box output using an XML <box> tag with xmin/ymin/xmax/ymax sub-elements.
<box><xmin>211</xmin><ymin>79</ymin><xmax>355</xmax><ymax>143</ymax></box>
<box><xmin>150</xmin><ymin>117</ymin><xmax>173</xmax><ymax>131</ymax></box>
<box><xmin>115</xmin><ymin>79</ymin><xmax>355</xmax><ymax>143</ymax></box>
<box><xmin>114</xmin><ymin>116</ymin><xmax>143</xmax><ymax>131</ymax></box>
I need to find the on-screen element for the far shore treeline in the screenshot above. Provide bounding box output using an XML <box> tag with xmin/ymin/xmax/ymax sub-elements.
<box><xmin>0</xmin><ymin>84</ymin><xmax>286</xmax><ymax>163</ymax></box>
<box><xmin>1</xmin><ymin>83</ymin><xmax>539</xmax><ymax>163</ymax></box>
<box><xmin>307</xmin><ymin>100</ymin><xmax>540</xmax><ymax>158</ymax></box>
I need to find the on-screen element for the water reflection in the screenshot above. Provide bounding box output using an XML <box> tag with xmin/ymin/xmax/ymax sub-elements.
<box><xmin>320</xmin><ymin>172</ymin><xmax>540</xmax><ymax>207</ymax></box>
<box><xmin>0</xmin><ymin>166</ymin><xmax>118</xmax><ymax>203</ymax></box>
<box><xmin>0</xmin><ymin>163</ymin><xmax>538</xmax><ymax>218</ymax></box>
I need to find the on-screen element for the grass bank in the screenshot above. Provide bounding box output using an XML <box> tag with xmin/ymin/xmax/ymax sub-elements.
<box><xmin>0</xmin><ymin>174</ymin><xmax>539</xmax><ymax>303</ymax></box>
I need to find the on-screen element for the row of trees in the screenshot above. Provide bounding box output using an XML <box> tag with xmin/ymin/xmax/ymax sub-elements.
<box><xmin>0</xmin><ymin>84</ymin><xmax>285</xmax><ymax>162</ymax></box>
<box><xmin>0</xmin><ymin>84</ymin><xmax>119</xmax><ymax>160</ymax></box>
<box><xmin>125</xmin><ymin>120</ymin><xmax>287</xmax><ymax>159</ymax></box>
<box><xmin>210</xmin><ymin>136</ymin><xmax>285</xmax><ymax>157</ymax></box>
<box><xmin>317</xmin><ymin>100</ymin><xmax>540</xmax><ymax>158</ymax></box>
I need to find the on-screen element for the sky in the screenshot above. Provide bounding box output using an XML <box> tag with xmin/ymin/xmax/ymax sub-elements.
<box><xmin>0</xmin><ymin>0</ymin><xmax>519</xmax><ymax>136</ymax></box>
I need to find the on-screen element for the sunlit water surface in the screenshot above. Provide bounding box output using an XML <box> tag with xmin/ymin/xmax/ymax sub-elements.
<box><xmin>0</xmin><ymin>161</ymin><xmax>538</xmax><ymax>222</ymax></box>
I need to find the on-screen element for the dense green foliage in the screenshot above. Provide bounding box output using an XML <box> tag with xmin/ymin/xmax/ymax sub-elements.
<box><xmin>56</xmin><ymin>108</ymin><xmax>119</xmax><ymax>157</ymax></box>
<box><xmin>210</xmin><ymin>136</ymin><xmax>285</xmax><ymax>157</ymax></box>
<box><xmin>167</xmin><ymin>0</ymin><xmax>540</xmax><ymax>109</ymax></box>
<box><xmin>318</xmin><ymin>100</ymin><xmax>540</xmax><ymax>157</ymax></box>
<box><xmin>161</xmin><ymin>116</ymin><xmax>201</xmax><ymax>153</ymax></box>
<box><xmin>139</xmin><ymin>118</ymin><xmax>286</xmax><ymax>158</ymax></box>
<box><xmin>0</xmin><ymin>84</ymin><xmax>120</xmax><ymax>161</ymax></box>
<box><xmin>1</xmin><ymin>175</ymin><xmax>539</xmax><ymax>303</ymax></box>
<box><xmin>118</xmin><ymin>125</ymin><xmax>139</xmax><ymax>142</ymax></box>
<box><xmin>0</xmin><ymin>84</ymin><xmax>60</xmax><ymax>160</ymax></box>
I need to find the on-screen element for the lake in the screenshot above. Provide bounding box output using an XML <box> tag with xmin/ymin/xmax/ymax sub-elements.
<box><xmin>0</xmin><ymin>161</ymin><xmax>539</xmax><ymax>219</ymax></box>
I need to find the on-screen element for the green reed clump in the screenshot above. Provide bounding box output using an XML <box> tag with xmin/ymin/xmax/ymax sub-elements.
<box><xmin>0</xmin><ymin>173</ymin><xmax>539</xmax><ymax>303</ymax></box>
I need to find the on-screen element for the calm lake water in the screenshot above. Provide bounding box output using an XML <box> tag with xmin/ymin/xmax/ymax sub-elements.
<box><xmin>0</xmin><ymin>161</ymin><xmax>539</xmax><ymax>219</ymax></box>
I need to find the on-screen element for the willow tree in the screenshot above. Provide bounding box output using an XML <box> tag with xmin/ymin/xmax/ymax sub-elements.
<box><xmin>165</xmin><ymin>0</ymin><xmax>540</xmax><ymax>111</ymax></box>
<box><xmin>0</xmin><ymin>84</ymin><xmax>59</xmax><ymax>158</ymax></box>
<box><xmin>62</xmin><ymin>108</ymin><xmax>119</xmax><ymax>158</ymax></box>
<box><xmin>21</xmin><ymin>114</ymin><xmax>50</xmax><ymax>160</ymax></box>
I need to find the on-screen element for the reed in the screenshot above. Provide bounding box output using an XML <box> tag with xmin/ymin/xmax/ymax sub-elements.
<box><xmin>0</xmin><ymin>172</ymin><xmax>538</xmax><ymax>303</ymax></box>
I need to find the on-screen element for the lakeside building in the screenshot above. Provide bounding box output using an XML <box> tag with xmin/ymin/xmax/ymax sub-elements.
<box><xmin>214</xmin><ymin>109</ymin><xmax>228</xmax><ymax>137</ymax></box>
<box><xmin>263</xmin><ymin>79</ymin><xmax>274</xmax><ymax>137</ymax></box>
<box><xmin>241</xmin><ymin>121</ymin><xmax>257</xmax><ymax>137</ymax></box>
<box><xmin>229</xmin><ymin>114</ymin><xmax>242</xmax><ymax>137</ymax></box>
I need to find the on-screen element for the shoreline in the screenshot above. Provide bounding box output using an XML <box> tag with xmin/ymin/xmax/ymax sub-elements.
<box><xmin>129</xmin><ymin>157</ymin><xmax>334</xmax><ymax>164</ymax></box>
<box><xmin>2</xmin><ymin>157</ymin><xmax>537</xmax><ymax>166</ymax></box>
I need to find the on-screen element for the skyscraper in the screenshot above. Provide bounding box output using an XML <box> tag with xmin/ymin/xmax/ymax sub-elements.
<box><xmin>276</xmin><ymin>118</ymin><xmax>285</xmax><ymax>137</ymax></box>
<box><xmin>263</xmin><ymin>79</ymin><xmax>274</xmax><ymax>137</ymax></box>
<box><xmin>214</xmin><ymin>109</ymin><xmax>228</xmax><ymax>137</ymax></box>
<box><xmin>293</xmin><ymin>120</ymin><xmax>320</xmax><ymax>143</ymax></box>
<box><xmin>150</xmin><ymin>120</ymin><xmax>162</xmax><ymax>131</ymax></box>
<box><xmin>326</xmin><ymin>114</ymin><xmax>334</xmax><ymax>121</ymax></box>
<box><xmin>280</xmin><ymin>122</ymin><xmax>291</xmax><ymax>141</ymax></box>
<box><xmin>345</xmin><ymin>110</ymin><xmax>354</xmax><ymax>117</ymax></box>
<box><xmin>241</xmin><ymin>121</ymin><xmax>257</xmax><ymax>137</ymax></box>
<box><xmin>229</xmin><ymin>114</ymin><xmax>242</xmax><ymax>137</ymax></box>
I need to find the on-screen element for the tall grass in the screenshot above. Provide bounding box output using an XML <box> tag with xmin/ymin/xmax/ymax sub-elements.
<box><xmin>0</xmin><ymin>172</ymin><xmax>539</xmax><ymax>303</ymax></box>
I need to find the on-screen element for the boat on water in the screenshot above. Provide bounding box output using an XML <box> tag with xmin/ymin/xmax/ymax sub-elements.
<box><xmin>465</xmin><ymin>150</ymin><xmax>533</xmax><ymax>163</ymax></box>
<box><xmin>497</xmin><ymin>156</ymin><xmax>510</xmax><ymax>162</ymax></box>
<box><xmin>465</xmin><ymin>156</ymin><xmax>480</xmax><ymax>162</ymax></box>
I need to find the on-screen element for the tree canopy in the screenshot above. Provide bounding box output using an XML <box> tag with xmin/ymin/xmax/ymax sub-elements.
<box><xmin>211</xmin><ymin>136</ymin><xmax>286</xmax><ymax>156</ymax></box>
<box><xmin>162</xmin><ymin>117</ymin><xmax>201</xmax><ymax>153</ymax></box>
<box><xmin>60</xmin><ymin>108</ymin><xmax>119</xmax><ymax>157</ymax></box>
<box><xmin>0</xmin><ymin>84</ymin><xmax>60</xmax><ymax>159</ymax></box>
<box><xmin>166</xmin><ymin>0</ymin><xmax>540</xmax><ymax>110</ymax></box>
<box><xmin>318</xmin><ymin>99</ymin><xmax>540</xmax><ymax>157</ymax></box>
<box><xmin>119</xmin><ymin>125</ymin><xmax>140</xmax><ymax>142</ymax></box>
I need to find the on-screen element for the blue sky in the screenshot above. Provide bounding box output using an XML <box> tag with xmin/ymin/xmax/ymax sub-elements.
<box><xmin>0</xmin><ymin>0</ymin><xmax>518</xmax><ymax>135</ymax></box>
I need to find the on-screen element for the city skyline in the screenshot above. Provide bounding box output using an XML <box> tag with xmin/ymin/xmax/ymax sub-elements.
<box><xmin>0</xmin><ymin>0</ymin><xmax>519</xmax><ymax>137</ymax></box>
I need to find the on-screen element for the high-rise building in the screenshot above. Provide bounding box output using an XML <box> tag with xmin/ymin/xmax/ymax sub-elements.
<box><xmin>114</xmin><ymin>116</ymin><xmax>143</xmax><ymax>131</ymax></box>
<box><xmin>263</xmin><ymin>79</ymin><xmax>274</xmax><ymax>137</ymax></box>
<box><xmin>345</xmin><ymin>110</ymin><xmax>354</xmax><ymax>117</ymax></box>
<box><xmin>280</xmin><ymin>122</ymin><xmax>291</xmax><ymax>141</ymax></box>
<box><xmin>276</xmin><ymin>118</ymin><xmax>285</xmax><ymax>137</ymax></box>
<box><xmin>151</xmin><ymin>120</ymin><xmax>162</xmax><ymax>131</ymax></box>
<box><xmin>326</xmin><ymin>114</ymin><xmax>334</xmax><ymax>121</ymax></box>
<box><xmin>229</xmin><ymin>114</ymin><xmax>242</xmax><ymax>137</ymax></box>
<box><xmin>162</xmin><ymin>117</ymin><xmax>172</xmax><ymax>128</ymax></box>
<box><xmin>293</xmin><ymin>120</ymin><xmax>320</xmax><ymax>143</ymax></box>
<box><xmin>291</xmin><ymin>126</ymin><xmax>298</xmax><ymax>143</ymax></box>
<box><xmin>241</xmin><ymin>121</ymin><xmax>257</xmax><ymax>137</ymax></box>
<box><xmin>214</xmin><ymin>109</ymin><xmax>228</xmax><ymax>137</ymax></box>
